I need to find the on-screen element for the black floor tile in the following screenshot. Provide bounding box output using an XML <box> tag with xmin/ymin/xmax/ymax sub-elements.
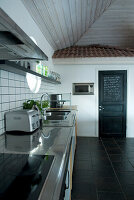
<box><xmin>112</xmin><ymin>161</ymin><xmax>134</xmax><ymax>172</ymax></box>
<box><xmin>128</xmin><ymin>159</ymin><xmax>134</xmax><ymax>167</ymax></box>
<box><xmin>94</xmin><ymin>170</ymin><xmax>115</xmax><ymax>178</ymax></box>
<box><xmin>92</xmin><ymin>164</ymin><xmax>113</xmax><ymax>172</ymax></box>
<box><xmin>92</xmin><ymin>159</ymin><xmax>111</xmax><ymax>167</ymax></box>
<box><xmin>95</xmin><ymin>177</ymin><xmax>122</xmax><ymax>192</ymax></box>
<box><xmin>72</xmin><ymin>182</ymin><xmax>97</xmax><ymax>200</ymax></box>
<box><xmin>109</xmin><ymin>154</ymin><xmax>127</xmax><ymax>162</ymax></box>
<box><xmin>122</xmin><ymin>184</ymin><xmax>134</xmax><ymax>200</ymax></box>
<box><xmin>97</xmin><ymin>192</ymin><xmax>126</xmax><ymax>200</ymax></box>
<box><xmin>104</xmin><ymin>143</ymin><xmax>119</xmax><ymax>148</ymax></box>
<box><xmin>76</xmin><ymin>147</ymin><xmax>91</xmax><ymax>154</ymax></box>
<box><xmin>93</xmin><ymin>166</ymin><xmax>113</xmax><ymax>174</ymax></box>
<box><xmin>91</xmin><ymin>151</ymin><xmax>108</xmax><ymax>159</ymax></box>
<box><xmin>72</xmin><ymin>198</ymin><xmax>89</xmax><ymax>200</ymax></box>
<box><xmin>117</xmin><ymin>171</ymin><xmax>134</xmax><ymax>185</ymax></box>
<box><xmin>72</xmin><ymin>137</ymin><xmax>134</xmax><ymax>200</ymax></box>
<box><xmin>73</xmin><ymin>170</ymin><xmax>95</xmax><ymax>184</ymax></box>
<box><xmin>75</xmin><ymin>152</ymin><xmax>91</xmax><ymax>161</ymax></box>
<box><xmin>74</xmin><ymin>160</ymin><xmax>93</xmax><ymax>170</ymax></box>
<box><xmin>107</xmin><ymin>148</ymin><xmax>122</xmax><ymax>155</ymax></box>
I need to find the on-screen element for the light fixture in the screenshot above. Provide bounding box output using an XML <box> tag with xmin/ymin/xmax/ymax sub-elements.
<box><xmin>26</xmin><ymin>73</ymin><xmax>41</xmax><ymax>93</ymax></box>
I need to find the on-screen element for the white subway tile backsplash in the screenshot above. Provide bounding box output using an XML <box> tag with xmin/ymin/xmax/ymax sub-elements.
<box><xmin>15</xmin><ymin>80</ymin><xmax>21</xmax><ymax>87</ymax></box>
<box><xmin>0</xmin><ymin>113</ymin><xmax>2</xmax><ymax>121</ymax></box>
<box><xmin>1</xmin><ymin>112</ymin><xmax>4</xmax><ymax>121</ymax></box>
<box><xmin>9</xmin><ymin>87</ymin><xmax>15</xmax><ymax>95</ymax></box>
<box><xmin>16</xmin><ymin>88</ymin><xmax>21</xmax><ymax>94</ymax></box>
<box><xmin>1</xmin><ymin>87</ymin><xmax>8</xmax><ymax>95</ymax></box>
<box><xmin>9</xmin><ymin>80</ymin><xmax>15</xmax><ymax>87</ymax></box>
<box><xmin>2</xmin><ymin>103</ymin><xmax>9</xmax><ymax>111</ymax></box>
<box><xmin>1</xmin><ymin>70</ymin><xmax>8</xmax><ymax>79</ymax></box>
<box><xmin>0</xmin><ymin>93</ymin><xmax>1</xmax><ymax>104</ymax></box>
<box><xmin>16</xmin><ymin>101</ymin><xmax>22</xmax><ymax>108</ymax></box>
<box><xmin>10</xmin><ymin>102</ymin><xmax>16</xmax><ymax>110</ymax></box>
<box><xmin>9</xmin><ymin>95</ymin><xmax>16</xmax><ymax>102</ymax></box>
<box><xmin>15</xmin><ymin>74</ymin><xmax>21</xmax><ymax>81</ymax></box>
<box><xmin>21</xmin><ymin>82</ymin><xmax>25</xmax><ymax>87</ymax></box>
<box><xmin>1</xmin><ymin>79</ymin><xmax>8</xmax><ymax>87</ymax></box>
<box><xmin>26</xmin><ymin>88</ymin><xmax>30</xmax><ymax>93</ymax></box>
<box><xmin>9</xmin><ymin>72</ymin><xmax>14</xmax><ymax>80</ymax></box>
<box><xmin>0</xmin><ymin>121</ymin><xmax>2</xmax><ymax>130</ymax></box>
<box><xmin>2</xmin><ymin>95</ymin><xmax>9</xmax><ymax>103</ymax></box>
<box><xmin>16</xmin><ymin>95</ymin><xmax>21</xmax><ymax>101</ymax></box>
<box><xmin>0</xmin><ymin>69</ymin><xmax>56</xmax><ymax>135</ymax></box>
<box><xmin>2</xmin><ymin>120</ymin><xmax>4</xmax><ymax>129</ymax></box>
<box><xmin>21</xmin><ymin>94</ymin><xmax>25</xmax><ymax>100</ymax></box>
<box><xmin>0</xmin><ymin>129</ymin><xmax>3</xmax><ymax>135</ymax></box>
<box><xmin>20</xmin><ymin>75</ymin><xmax>25</xmax><ymax>82</ymax></box>
<box><xmin>20</xmin><ymin>88</ymin><xmax>25</xmax><ymax>94</ymax></box>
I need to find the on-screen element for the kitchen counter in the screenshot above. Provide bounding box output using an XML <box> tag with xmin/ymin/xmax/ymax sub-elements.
<box><xmin>43</xmin><ymin>110</ymin><xmax>76</xmax><ymax>127</ymax></box>
<box><xmin>0</xmin><ymin>111</ymin><xmax>76</xmax><ymax>200</ymax></box>
<box><xmin>47</xmin><ymin>105</ymin><xmax>78</xmax><ymax>111</ymax></box>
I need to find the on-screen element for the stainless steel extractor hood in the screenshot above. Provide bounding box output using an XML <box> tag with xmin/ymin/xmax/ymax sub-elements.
<box><xmin>0</xmin><ymin>8</ymin><xmax>48</xmax><ymax>60</ymax></box>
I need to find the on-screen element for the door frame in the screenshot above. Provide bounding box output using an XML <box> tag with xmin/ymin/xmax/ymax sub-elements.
<box><xmin>95</xmin><ymin>68</ymin><xmax>128</xmax><ymax>138</ymax></box>
<box><xmin>98</xmin><ymin>70</ymin><xmax>127</xmax><ymax>137</ymax></box>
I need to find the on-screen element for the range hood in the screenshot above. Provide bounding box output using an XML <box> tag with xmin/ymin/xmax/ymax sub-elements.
<box><xmin>0</xmin><ymin>8</ymin><xmax>48</xmax><ymax>60</ymax></box>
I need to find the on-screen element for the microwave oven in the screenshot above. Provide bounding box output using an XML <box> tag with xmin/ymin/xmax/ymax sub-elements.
<box><xmin>73</xmin><ymin>83</ymin><xmax>94</xmax><ymax>95</ymax></box>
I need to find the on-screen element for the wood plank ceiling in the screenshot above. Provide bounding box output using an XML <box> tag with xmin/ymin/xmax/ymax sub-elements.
<box><xmin>22</xmin><ymin>0</ymin><xmax>134</xmax><ymax>50</ymax></box>
<box><xmin>77</xmin><ymin>0</ymin><xmax>134</xmax><ymax>48</ymax></box>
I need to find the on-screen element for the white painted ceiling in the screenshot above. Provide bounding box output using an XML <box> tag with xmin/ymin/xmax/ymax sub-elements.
<box><xmin>22</xmin><ymin>0</ymin><xmax>134</xmax><ymax>50</ymax></box>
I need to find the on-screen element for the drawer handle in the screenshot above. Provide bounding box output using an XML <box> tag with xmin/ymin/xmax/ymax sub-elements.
<box><xmin>66</xmin><ymin>170</ymin><xmax>69</xmax><ymax>189</ymax></box>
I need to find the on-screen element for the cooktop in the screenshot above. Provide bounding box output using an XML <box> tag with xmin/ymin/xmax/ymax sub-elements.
<box><xmin>0</xmin><ymin>153</ymin><xmax>54</xmax><ymax>200</ymax></box>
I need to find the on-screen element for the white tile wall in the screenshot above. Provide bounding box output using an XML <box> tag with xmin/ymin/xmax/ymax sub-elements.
<box><xmin>0</xmin><ymin>70</ymin><xmax>56</xmax><ymax>135</ymax></box>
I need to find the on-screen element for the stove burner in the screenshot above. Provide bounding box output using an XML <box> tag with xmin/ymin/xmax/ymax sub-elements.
<box><xmin>0</xmin><ymin>153</ymin><xmax>54</xmax><ymax>200</ymax></box>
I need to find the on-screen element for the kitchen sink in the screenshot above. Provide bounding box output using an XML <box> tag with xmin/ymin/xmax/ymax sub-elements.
<box><xmin>46</xmin><ymin>115</ymin><xmax>67</xmax><ymax>120</ymax></box>
<box><xmin>45</xmin><ymin>110</ymin><xmax>70</xmax><ymax>120</ymax></box>
<box><xmin>46</xmin><ymin>110</ymin><xmax>70</xmax><ymax>115</ymax></box>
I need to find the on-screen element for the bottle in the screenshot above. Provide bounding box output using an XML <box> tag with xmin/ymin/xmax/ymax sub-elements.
<box><xmin>45</xmin><ymin>66</ymin><xmax>48</xmax><ymax>77</ymax></box>
<box><xmin>42</xmin><ymin>65</ymin><xmax>45</xmax><ymax>76</ymax></box>
<box><xmin>36</xmin><ymin>61</ymin><xmax>42</xmax><ymax>75</ymax></box>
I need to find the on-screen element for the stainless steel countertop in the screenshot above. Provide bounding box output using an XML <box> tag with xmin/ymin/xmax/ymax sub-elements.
<box><xmin>43</xmin><ymin>110</ymin><xmax>76</xmax><ymax>127</ymax></box>
<box><xmin>0</xmin><ymin>112</ymin><xmax>76</xmax><ymax>200</ymax></box>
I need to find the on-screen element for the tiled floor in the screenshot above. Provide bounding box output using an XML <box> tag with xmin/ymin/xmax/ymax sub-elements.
<box><xmin>72</xmin><ymin>137</ymin><xmax>134</xmax><ymax>200</ymax></box>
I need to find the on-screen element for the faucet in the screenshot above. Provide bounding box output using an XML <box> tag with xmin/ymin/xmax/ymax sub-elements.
<box><xmin>40</xmin><ymin>92</ymin><xmax>50</xmax><ymax>112</ymax></box>
<box><xmin>40</xmin><ymin>93</ymin><xmax>51</xmax><ymax>123</ymax></box>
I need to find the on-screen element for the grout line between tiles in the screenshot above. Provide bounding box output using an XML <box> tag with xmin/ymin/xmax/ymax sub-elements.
<box><xmin>113</xmin><ymin>138</ymin><xmax>134</xmax><ymax>169</ymax></box>
<box><xmin>100</xmin><ymin>137</ymin><xmax>127</xmax><ymax>200</ymax></box>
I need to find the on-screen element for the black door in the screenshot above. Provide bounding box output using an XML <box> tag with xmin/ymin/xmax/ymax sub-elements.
<box><xmin>99</xmin><ymin>70</ymin><xmax>127</xmax><ymax>137</ymax></box>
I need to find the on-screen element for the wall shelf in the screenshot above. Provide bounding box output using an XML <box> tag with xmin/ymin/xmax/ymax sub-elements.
<box><xmin>0</xmin><ymin>60</ymin><xmax>61</xmax><ymax>84</ymax></box>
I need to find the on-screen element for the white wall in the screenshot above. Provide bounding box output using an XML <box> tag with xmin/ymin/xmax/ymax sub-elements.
<box><xmin>54</xmin><ymin>60</ymin><xmax>134</xmax><ymax>138</ymax></box>
<box><xmin>0</xmin><ymin>0</ymin><xmax>54</xmax><ymax>69</ymax></box>
<box><xmin>0</xmin><ymin>69</ymin><xmax>55</xmax><ymax>135</ymax></box>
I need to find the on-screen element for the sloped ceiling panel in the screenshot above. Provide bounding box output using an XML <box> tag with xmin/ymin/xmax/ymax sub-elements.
<box><xmin>77</xmin><ymin>0</ymin><xmax>134</xmax><ymax>48</ymax></box>
<box><xmin>22</xmin><ymin>0</ymin><xmax>114</xmax><ymax>50</ymax></box>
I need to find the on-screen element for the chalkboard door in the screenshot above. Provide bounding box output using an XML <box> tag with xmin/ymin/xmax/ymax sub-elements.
<box><xmin>99</xmin><ymin>70</ymin><xmax>127</xmax><ymax>137</ymax></box>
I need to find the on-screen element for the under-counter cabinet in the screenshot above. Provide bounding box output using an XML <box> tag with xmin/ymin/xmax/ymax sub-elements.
<box><xmin>64</xmin><ymin>125</ymin><xmax>76</xmax><ymax>200</ymax></box>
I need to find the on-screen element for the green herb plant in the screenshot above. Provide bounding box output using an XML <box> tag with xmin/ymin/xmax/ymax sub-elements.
<box><xmin>23</xmin><ymin>99</ymin><xmax>49</xmax><ymax>112</ymax></box>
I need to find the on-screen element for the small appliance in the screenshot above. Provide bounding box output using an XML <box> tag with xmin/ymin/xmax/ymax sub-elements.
<box><xmin>50</xmin><ymin>94</ymin><xmax>64</xmax><ymax>108</ymax></box>
<box><xmin>5</xmin><ymin>110</ymin><xmax>40</xmax><ymax>132</ymax></box>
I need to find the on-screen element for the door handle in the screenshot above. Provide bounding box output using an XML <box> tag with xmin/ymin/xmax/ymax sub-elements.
<box><xmin>99</xmin><ymin>106</ymin><xmax>104</xmax><ymax>111</ymax></box>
